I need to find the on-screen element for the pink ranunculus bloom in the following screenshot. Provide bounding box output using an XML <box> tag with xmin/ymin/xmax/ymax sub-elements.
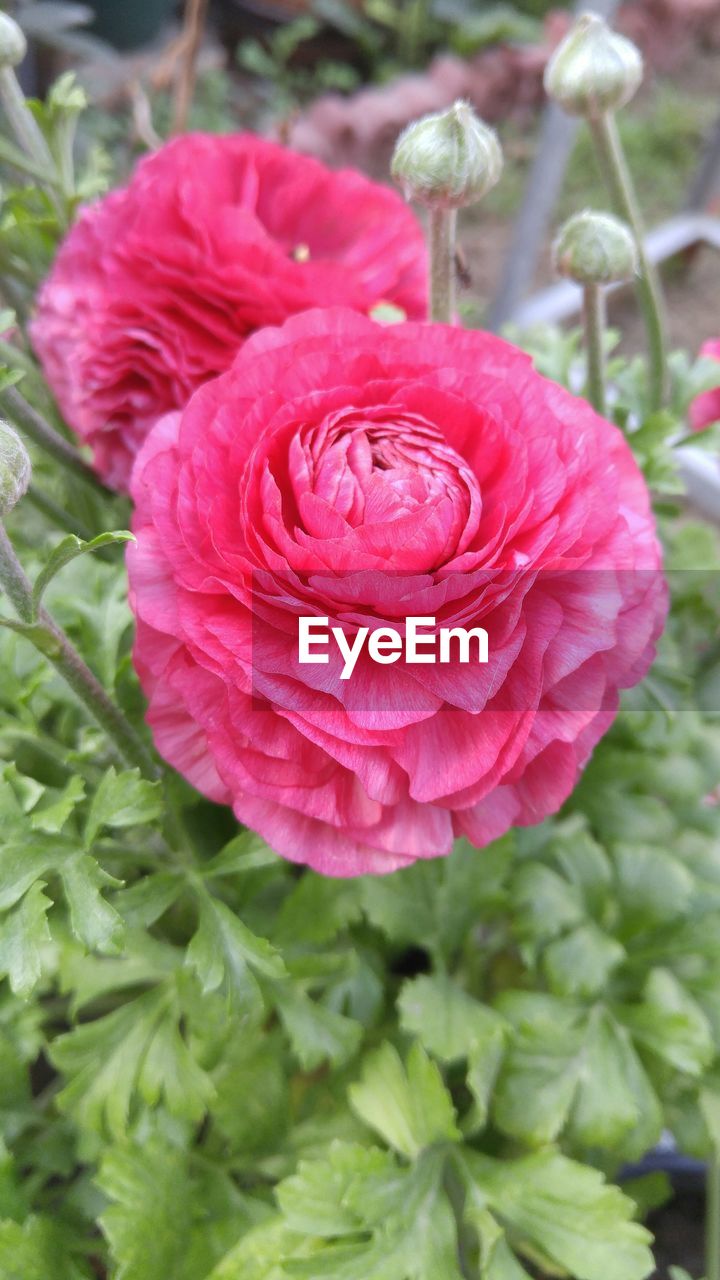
<box><xmin>691</xmin><ymin>339</ymin><xmax>720</xmax><ymax>432</ymax></box>
<box><xmin>128</xmin><ymin>309</ymin><xmax>667</xmax><ymax>877</ymax></box>
<box><xmin>30</xmin><ymin>133</ymin><xmax>427</xmax><ymax>492</ymax></box>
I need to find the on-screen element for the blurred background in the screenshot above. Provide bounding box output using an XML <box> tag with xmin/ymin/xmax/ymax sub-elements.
<box><xmin>5</xmin><ymin>0</ymin><xmax>720</xmax><ymax>359</ymax></box>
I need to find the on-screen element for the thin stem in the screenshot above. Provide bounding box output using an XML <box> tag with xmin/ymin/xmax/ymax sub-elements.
<box><xmin>443</xmin><ymin>1156</ymin><xmax>475</xmax><ymax>1280</ymax></box>
<box><xmin>582</xmin><ymin>282</ymin><xmax>607</xmax><ymax>415</ymax></box>
<box><xmin>429</xmin><ymin>207</ymin><xmax>457</xmax><ymax>324</ymax></box>
<box><xmin>25</xmin><ymin>486</ymin><xmax>94</xmax><ymax>541</ymax></box>
<box><xmin>172</xmin><ymin>0</ymin><xmax>210</xmax><ymax>135</ymax></box>
<box><xmin>0</xmin><ymin>67</ymin><xmax>66</xmax><ymax>225</ymax></box>
<box><xmin>0</xmin><ymin>523</ymin><xmax>158</xmax><ymax>780</ymax></box>
<box><xmin>587</xmin><ymin>110</ymin><xmax>667</xmax><ymax>410</ymax></box>
<box><xmin>708</xmin><ymin>1148</ymin><xmax>720</xmax><ymax>1280</ymax></box>
<box><xmin>1</xmin><ymin>385</ymin><xmax>107</xmax><ymax>495</ymax></box>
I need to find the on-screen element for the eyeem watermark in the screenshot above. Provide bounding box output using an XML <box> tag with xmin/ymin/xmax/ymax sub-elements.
<box><xmin>298</xmin><ymin>616</ymin><xmax>489</xmax><ymax>680</ymax></box>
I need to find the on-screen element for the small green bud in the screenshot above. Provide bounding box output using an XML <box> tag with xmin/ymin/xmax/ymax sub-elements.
<box><xmin>0</xmin><ymin>12</ymin><xmax>27</xmax><ymax>69</ymax></box>
<box><xmin>553</xmin><ymin>210</ymin><xmax>638</xmax><ymax>285</ymax></box>
<box><xmin>544</xmin><ymin>12</ymin><xmax>643</xmax><ymax>118</ymax></box>
<box><xmin>0</xmin><ymin>419</ymin><xmax>31</xmax><ymax>516</ymax></box>
<box><xmin>391</xmin><ymin>100</ymin><xmax>503</xmax><ymax>210</ymax></box>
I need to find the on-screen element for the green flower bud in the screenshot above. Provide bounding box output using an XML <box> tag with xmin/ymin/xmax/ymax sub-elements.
<box><xmin>391</xmin><ymin>100</ymin><xmax>503</xmax><ymax>210</ymax></box>
<box><xmin>0</xmin><ymin>419</ymin><xmax>31</xmax><ymax>516</ymax></box>
<box><xmin>0</xmin><ymin>12</ymin><xmax>27</xmax><ymax>69</ymax></box>
<box><xmin>553</xmin><ymin>210</ymin><xmax>638</xmax><ymax>285</ymax></box>
<box><xmin>544</xmin><ymin>12</ymin><xmax>643</xmax><ymax>118</ymax></box>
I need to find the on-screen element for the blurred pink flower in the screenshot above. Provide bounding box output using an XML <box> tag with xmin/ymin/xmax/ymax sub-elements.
<box><xmin>31</xmin><ymin>133</ymin><xmax>427</xmax><ymax>491</ymax></box>
<box><xmin>128</xmin><ymin>308</ymin><xmax>666</xmax><ymax>876</ymax></box>
<box><xmin>691</xmin><ymin>339</ymin><xmax>720</xmax><ymax>432</ymax></box>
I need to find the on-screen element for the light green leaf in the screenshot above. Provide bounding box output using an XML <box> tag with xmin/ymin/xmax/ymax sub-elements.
<box><xmin>32</xmin><ymin>531</ymin><xmax>133</xmax><ymax>616</ymax></box>
<box><xmin>463</xmin><ymin>1149</ymin><xmax>654</xmax><ymax>1280</ymax></box>
<box><xmin>278</xmin><ymin>1142</ymin><xmax>391</xmax><ymax>1237</ymax></box>
<box><xmin>275</xmin><ymin>987</ymin><xmax>362</xmax><ymax>1070</ymax></box>
<box><xmin>29</xmin><ymin>775</ymin><xmax>85</xmax><ymax>833</ymax></box>
<box><xmin>618</xmin><ymin>968</ymin><xmax>714</xmax><ymax>1076</ymax></box>
<box><xmin>59</xmin><ymin>852</ymin><xmax>124</xmax><ymax>953</ymax></box>
<box><xmin>0</xmin><ymin>882</ymin><xmax>52</xmax><ymax>998</ymax></box>
<box><xmin>543</xmin><ymin>922</ymin><xmax>625</xmax><ymax>998</ymax></box>
<box><xmin>98</xmin><ymin>1140</ymin><xmax>193</xmax><ymax>1280</ymax></box>
<box><xmin>398</xmin><ymin>974</ymin><xmax>506</xmax><ymax>1064</ymax></box>
<box><xmin>84</xmin><ymin>767</ymin><xmax>162</xmax><ymax>848</ymax></box>
<box><xmin>51</xmin><ymin>985</ymin><xmax>214</xmax><ymax>1136</ymax></box>
<box><xmin>186</xmin><ymin>894</ymin><xmax>286</xmax><ymax>1007</ymax></box>
<box><xmin>349</xmin><ymin>1042</ymin><xmax>459</xmax><ymax>1158</ymax></box>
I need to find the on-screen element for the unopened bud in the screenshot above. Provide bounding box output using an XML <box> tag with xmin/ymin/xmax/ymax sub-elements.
<box><xmin>544</xmin><ymin>12</ymin><xmax>643</xmax><ymax>118</ymax></box>
<box><xmin>391</xmin><ymin>100</ymin><xmax>503</xmax><ymax>210</ymax></box>
<box><xmin>0</xmin><ymin>420</ymin><xmax>31</xmax><ymax>516</ymax></box>
<box><xmin>0</xmin><ymin>12</ymin><xmax>27</xmax><ymax>69</ymax></box>
<box><xmin>553</xmin><ymin>210</ymin><xmax>638</xmax><ymax>285</ymax></box>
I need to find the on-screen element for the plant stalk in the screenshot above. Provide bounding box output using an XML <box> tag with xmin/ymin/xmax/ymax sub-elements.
<box><xmin>1</xmin><ymin>385</ymin><xmax>107</xmax><ymax>495</ymax></box>
<box><xmin>0</xmin><ymin>522</ymin><xmax>158</xmax><ymax>779</ymax></box>
<box><xmin>708</xmin><ymin>1148</ymin><xmax>720</xmax><ymax>1280</ymax></box>
<box><xmin>429</xmin><ymin>207</ymin><xmax>457</xmax><ymax>324</ymax></box>
<box><xmin>587</xmin><ymin>110</ymin><xmax>667</xmax><ymax>410</ymax></box>
<box><xmin>0</xmin><ymin>66</ymin><xmax>66</xmax><ymax>223</ymax></box>
<box><xmin>582</xmin><ymin>282</ymin><xmax>607</xmax><ymax>415</ymax></box>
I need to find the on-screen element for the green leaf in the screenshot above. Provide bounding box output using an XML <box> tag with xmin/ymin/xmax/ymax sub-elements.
<box><xmin>349</xmin><ymin>1042</ymin><xmax>459</xmax><ymax>1158</ymax></box>
<box><xmin>618</xmin><ymin>968</ymin><xmax>714</xmax><ymax>1076</ymax></box>
<box><xmin>398</xmin><ymin>975</ymin><xmax>506</xmax><ymax>1064</ymax></box>
<box><xmin>84</xmin><ymin>767</ymin><xmax>162</xmax><ymax>848</ymax></box>
<box><xmin>0</xmin><ymin>1215</ymin><xmax>90</xmax><ymax>1279</ymax></box>
<box><xmin>493</xmin><ymin>995</ymin><xmax>661</xmax><ymax>1155</ymax></box>
<box><xmin>31</xmin><ymin>531</ymin><xmax>133</xmax><ymax>616</ymax></box>
<box><xmin>98</xmin><ymin>1140</ymin><xmax>194</xmax><ymax>1280</ymax></box>
<box><xmin>278</xmin><ymin>1142</ymin><xmax>392</xmax><ymax>1237</ymax></box>
<box><xmin>59</xmin><ymin>852</ymin><xmax>124</xmax><ymax>953</ymax></box>
<box><xmin>275</xmin><ymin>987</ymin><xmax>362</xmax><ymax>1070</ymax></box>
<box><xmin>0</xmin><ymin>882</ymin><xmax>52</xmax><ymax>997</ymax></box>
<box><xmin>186</xmin><ymin>894</ymin><xmax>286</xmax><ymax>1005</ymax></box>
<box><xmin>51</xmin><ymin>985</ymin><xmax>214</xmax><ymax>1136</ymax></box>
<box><xmin>543</xmin><ymin>922</ymin><xmax>625</xmax><ymax>998</ymax></box>
<box><xmin>29</xmin><ymin>775</ymin><xmax>85</xmax><ymax>834</ymax></box>
<box><xmin>275</xmin><ymin>875</ymin><xmax>363</xmax><ymax>945</ymax></box>
<box><xmin>463</xmin><ymin>1149</ymin><xmax>654</xmax><ymax>1280</ymax></box>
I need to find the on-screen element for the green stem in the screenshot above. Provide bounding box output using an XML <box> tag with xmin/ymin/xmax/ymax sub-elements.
<box><xmin>587</xmin><ymin>110</ymin><xmax>667</xmax><ymax>411</ymax></box>
<box><xmin>444</xmin><ymin>1156</ymin><xmax>475</xmax><ymax>1280</ymax></box>
<box><xmin>429</xmin><ymin>207</ymin><xmax>457</xmax><ymax>324</ymax></box>
<box><xmin>708</xmin><ymin>1148</ymin><xmax>720</xmax><ymax>1280</ymax></box>
<box><xmin>0</xmin><ymin>67</ymin><xmax>66</xmax><ymax>225</ymax></box>
<box><xmin>1</xmin><ymin>385</ymin><xmax>107</xmax><ymax>495</ymax></box>
<box><xmin>25</xmin><ymin>485</ymin><xmax>94</xmax><ymax>541</ymax></box>
<box><xmin>582</xmin><ymin>282</ymin><xmax>607</xmax><ymax>415</ymax></box>
<box><xmin>0</xmin><ymin>522</ymin><xmax>158</xmax><ymax>780</ymax></box>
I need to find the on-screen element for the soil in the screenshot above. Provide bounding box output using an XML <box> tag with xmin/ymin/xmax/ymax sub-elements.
<box><xmin>650</xmin><ymin>1191</ymin><xmax>705</xmax><ymax>1278</ymax></box>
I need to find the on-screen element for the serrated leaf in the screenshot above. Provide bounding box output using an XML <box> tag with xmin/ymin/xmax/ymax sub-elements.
<box><xmin>98</xmin><ymin>1140</ymin><xmax>193</xmax><ymax>1280</ymax></box>
<box><xmin>0</xmin><ymin>1214</ymin><xmax>90</xmax><ymax>1279</ymax></box>
<box><xmin>618</xmin><ymin>968</ymin><xmax>714</xmax><ymax>1076</ymax></box>
<box><xmin>29</xmin><ymin>775</ymin><xmax>85</xmax><ymax>833</ymax></box>
<box><xmin>186</xmin><ymin>894</ymin><xmax>286</xmax><ymax>1007</ymax></box>
<box><xmin>275</xmin><ymin>875</ymin><xmax>363</xmax><ymax>945</ymax></box>
<box><xmin>493</xmin><ymin>995</ymin><xmax>661</xmax><ymax>1155</ymax></box>
<box><xmin>51</xmin><ymin>985</ymin><xmax>214</xmax><ymax>1136</ymax></box>
<box><xmin>543</xmin><ymin>922</ymin><xmax>625</xmax><ymax>998</ymax></box>
<box><xmin>349</xmin><ymin>1042</ymin><xmax>459</xmax><ymax>1158</ymax></box>
<box><xmin>0</xmin><ymin>882</ymin><xmax>52</xmax><ymax>997</ymax></box>
<box><xmin>31</xmin><ymin>531</ymin><xmax>133</xmax><ymax>616</ymax></box>
<box><xmin>463</xmin><ymin>1149</ymin><xmax>654</xmax><ymax>1280</ymax></box>
<box><xmin>398</xmin><ymin>974</ymin><xmax>506</xmax><ymax>1063</ymax></box>
<box><xmin>84</xmin><ymin>767</ymin><xmax>162</xmax><ymax>847</ymax></box>
<box><xmin>275</xmin><ymin>986</ymin><xmax>362</xmax><ymax>1070</ymax></box>
<box><xmin>59</xmin><ymin>852</ymin><xmax>124</xmax><ymax>953</ymax></box>
<box><xmin>278</xmin><ymin>1142</ymin><xmax>391</xmax><ymax>1237</ymax></box>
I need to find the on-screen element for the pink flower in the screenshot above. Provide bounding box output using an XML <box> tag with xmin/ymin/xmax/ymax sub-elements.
<box><xmin>691</xmin><ymin>339</ymin><xmax>720</xmax><ymax>432</ymax></box>
<box><xmin>128</xmin><ymin>309</ymin><xmax>666</xmax><ymax>876</ymax></box>
<box><xmin>31</xmin><ymin>133</ymin><xmax>427</xmax><ymax>491</ymax></box>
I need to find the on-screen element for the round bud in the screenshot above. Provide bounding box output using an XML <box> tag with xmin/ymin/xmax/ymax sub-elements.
<box><xmin>0</xmin><ymin>12</ymin><xmax>27</xmax><ymax>69</ymax></box>
<box><xmin>544</xmin><ymin>12</ymin><xmax>643</xmax><ymax>118</ymax></box>
<box><xmin>391</xmin><ymin>100</ymin><xmax>503</xmax><ymax>210</ymax></box>
<box><xmin>0</xmin><ymin>419</ymin><xmax>31</xmax><ymax>517</ymax></box>
<box><xmin>553</xmin><ymin>210</ymin><xmax>638</xmax><ymax>286</ymax></box>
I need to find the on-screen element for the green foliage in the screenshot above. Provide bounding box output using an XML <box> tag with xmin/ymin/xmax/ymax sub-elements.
<box><xmin>0</xmin><ymin>50</ymin><xmax>718</xmax><ymax>1280</ymax></box>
